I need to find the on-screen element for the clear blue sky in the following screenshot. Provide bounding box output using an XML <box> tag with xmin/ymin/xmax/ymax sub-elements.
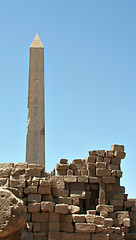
<box><xmin>0</xmin><ymin>1</ymin><xmax>136</xmax><ymax>198</ymax></box>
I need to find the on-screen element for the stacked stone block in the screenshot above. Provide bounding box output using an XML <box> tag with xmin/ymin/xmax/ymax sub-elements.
<box><xmin>0</xmin><ymin>145</ymin><xmax>136</xmax><ymax>239</ymax></box>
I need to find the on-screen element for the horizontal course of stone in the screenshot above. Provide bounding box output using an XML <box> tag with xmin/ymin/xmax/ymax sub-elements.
<box><xmin>0</xmin><ymin>144</ymin><xmax>136</xmax><ymax>240</ymax></box>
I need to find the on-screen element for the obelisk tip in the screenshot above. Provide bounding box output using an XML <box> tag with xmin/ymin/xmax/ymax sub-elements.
<box><xmin>30</xmin><ymin>34</ymin><xmax>44</xmax><ymax>48</ymax></box>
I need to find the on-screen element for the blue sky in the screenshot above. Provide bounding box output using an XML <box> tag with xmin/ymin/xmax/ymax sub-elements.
<box><xmin>0</xmin><ymin>1</ymin><xmax>136</xmax><ymax>198</ymax></box>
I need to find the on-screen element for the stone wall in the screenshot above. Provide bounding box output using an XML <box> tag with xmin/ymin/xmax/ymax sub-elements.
<box><xmin>0</xmin><ymin>144</ymin><xmax>136</xmax><ymax>240</ymax></box>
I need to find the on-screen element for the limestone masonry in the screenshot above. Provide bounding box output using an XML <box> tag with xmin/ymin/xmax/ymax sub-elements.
<box><xmin>0</xmin><ymin>36</ymin><xmax>136</xmax><ymax>239</ymax></box>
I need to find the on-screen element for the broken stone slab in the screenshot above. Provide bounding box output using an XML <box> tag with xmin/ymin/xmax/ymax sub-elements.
<box><xmin>0</xmin><ymin>188</ymin><xmax>26</xmax><ymax>239</ymax></box>
<box><xmin>96</xmin><ymin>205</ymin><xmax>113</xmax><ymax>213</ymax></box>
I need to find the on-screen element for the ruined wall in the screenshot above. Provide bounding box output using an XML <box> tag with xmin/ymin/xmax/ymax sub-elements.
<box><xmin>0</xmin><ymin>144</ymin><xmax>136</xmax><ymax>240</ymax></box>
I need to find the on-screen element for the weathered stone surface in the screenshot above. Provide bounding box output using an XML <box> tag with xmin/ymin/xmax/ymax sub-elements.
<box><xmin>41</xmin><ymin>201</ymin><xmax>55</xmax><ymax>212</ymax></box>
<box><xmin>75</xmin><ymin>223</ymin><xmax>96</xmax><ymax>233</ymax></box>
<box><xmin>0</xmin><ymin>188</ymin><xmax>26</xmax><ymax>239</ymax></box>
<box><xmin>55</xmin><ymin>204</ymin><xmax>68</xmax><ymax>214</ymax></box>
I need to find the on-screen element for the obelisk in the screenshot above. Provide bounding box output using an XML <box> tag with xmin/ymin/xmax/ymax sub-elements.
<box><xmin>26</xmin><ymin>34</ymin><xmax>45</xmax><ymax>166</ymax></box>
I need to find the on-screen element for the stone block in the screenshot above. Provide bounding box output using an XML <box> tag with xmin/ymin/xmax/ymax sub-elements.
<box><xmin>96</xmin><ymin>162</ymin><xmax>106</xmax><ymax>168</ymax></box>
<box><xmin>72</xmin><ymin>214</ymin><xmax>85</xmax><ymax>223</ymax></box>
<box><xmin>108</xmin><ymin>164</ymin><xmax>119</xmax><ymax>170</ymax></box>
<box><xmin>86</xmin><ymin>215</ymin><xmax>105</xmax><ymax>225</ymax></box>
<box><xmin>87</xmin><ymin>163</ymin><xmax>96</xmax><ymax>170</ymax></box>
<box><xmin>114</xmin><ymin>151</ymin><xmax>126</xmax><ymax>159</ymax></box>
<box><xmin>78</xmin><ymin>176</ymin><xmax>88</xmax><ymax>183</ymax></box>
<box><xmin>106</xmin><ymin>151</ymin><xmax>114</xmax><ymax>158</ymax></box>
<box><xmin>28</xmin><ymin>203</ymin><xmax>40</xmax><ymax>212</ymax></box>
<box><xmin>49</xmin><ymin>222</ymin><xmax>60</xmax><ymax>232</ymax></box>
<box><xmin>67</xmin><ymin>169</ymin><xmax>73</xmax><ymax>175</ymax></box>
<box><xmin>41</xmin><ymin>201</ymin><xmax>54</xmax><ymax>212</ymax></box>
<box><xmin>72</xmin><ymin>159</ymin><xmax>82</xmax><ymax>165</ymax></box>
<box><xmin>102</xmin><ymin>177</ymin><xmax>115</xmax><ymax>184</ymax></box>
<box><xmin>10</xmin><ymin>176</ymin><xmax>26</xmax><ymax>188</ymax></box>
<box><xmin>124</xmin><ymin>200</ymin><xmax>135</xmax><ymax>208</ymax></box>
<box><xmin>97</xmin><ymin>150</ymin><xmax>105</xmax><ymax>157</ymax></box>
<box><xmin>60</xmin><ymin>232</ymin><xmax>74</xmax><ymax>240</ymax></box>
<box><xmin>32</xmin><ymin>212</ymin><xmax>49</xmax><ymax>222</ymax></box>
<box><xmin>104</xmin><ymin>157</ymin><xmax>111</xmax><ymax>163</ymax></box>
<box><xmin>27</xmin><ymin>193</ymin><xmax>41</xmax><ymax>202</ymax></box>
<box><xmin>24</xmin><ymin>186</ymin><xmax>37</xmax><ymax>194</ymax></box>
<box><xmin>59</xmin><ymin>196</ymin><xmax>72</xmax><ymax>205</ymax></box>
<box><xmin>110</xmin><ymin>199</ymin><xmax>123</xmax><ymax>207</ymax></box>
<box><xmin>96</xmin><ymin>205</ymin><xmax>113</xmax><ymax>213</ymax></box>
<box><xmin>87</xmin><ymin>210</ymin><xmax>96</xmax><ymax>215</ymax></box>
<box><xmin>59</xmin><ymin>189</ymin><xmax>69</xmax><ymax>197</ymax></box>
<box><xmin>60</xmin><ymin>159</ymin><xmax>68</xmax><ymax>164</ymax></box>
<box><xmin>89</xmin><ymin>150</ymin><xmax>97</xmax><ymax>156</ymax></box>
<box><xmin>113</xmin><ymin>193</ymin><xmax>124</xmax><ymax>200</ymax></box>
<box><xmin>69</xmin><ymin>163</ymin><xmax>76</xmax><ymax>170</ymax></box>
<box><xmin>25</xmin><ymin>168</ymin><xmax>41</xmax><ymax>177</ymax></box>
<box><xmin>116</xmin><ymin>170</ymin><xmax>123</xmax><ymax>178</ymax></box>
<box><xmin>60</xmin><ymin>223</ymin><xmax>74</xmax><ymax>232</ymax></box>
<box><xmin>86</xmin><ymin>156</ymin><xmax>96</xmax><ymax>163</ymax></box>
<box><xmin>75</xmin><ymin>223</ymin><xmax>96</xmax><ymax>233</ymax></box>
<box><xmin>64</xmin><ymin>176</ymin><xmax>77</xmax><ymax>183</ymax></box>
<box><xmin>96</xmin><ymin>156</ymin><xmax>103</xmax><ymax>162</ymax></box>
<box><xmin>56</xmin><ymin>163</ymin><xmax>69</xmax><ymax>170</ymax></box>
<box><xmin>89</xmin><ymin>177</ymin><xmax>100</xmax><ymax>183</ymax></box>
<box><xmin>68</xmin><ymin>205</ymin><xmax>80</xmax><ymax>214</ymax></box>
<box><xmin>49</xmin><ymin>212</ymin><xmax>59</xmax><ymax>222</ymax></box>
<box><xmin>55</xmin><ymin>204</ymin><xmax>68</xmax><ymax>214</ymax></box>
<box><xmin>91</xmin><ymin>234</ymin><xmax>108</xmax><ymax>240</ymax></box>
<box><xmin>40</xmin><ymin>179</ymin><xmax>51</xmax><ymax>187</ymax></box>
<box><xmin>111</xmin><ymin>145</ymin><xmax>124</xmax><ymax>152</ymax></box>
<box><xmin>0</xmin><ymin>168</ymin><xmax>11</xmax><ymax>177</ymax></box>
<box><xmin>33</xmin><ymin>232</ymin><xmax>48</xmax><ymax>239</ymax></box>
<box><xmin>96</xmin><ymin>168</ymin><xmax>111</xmax><ymax>177</ymax></box>
<box><xmin>111</xmin><ymin>158</ymin><xmax>121</xmax><ymax>165</ymax></box>
<box><xmin>0</xmin><ymin>178</ymin><xmax>9</xmax><ymax>187</ymax></box>
<box><xmin>52</xmin><ymin>188</ymin><xmax>60</xmax><ymax>198</ymax></box>
<box><xmin>38</xmin><ymin>186</ymin><xmax>51</xmax><ymax>194</ymax></box>
<box><xmin>57</xmin><ymin>169</ymin><xmax>67</xmax><ymax>175</ymax></box>
<box><xmin>48</xmin><ymin>232</ymin><xmax>60</xmax><ymax>240</ymax></box>
<box><xmin>105</xmin><ymin>218</ymin><xmax>113</xmax><ymax>227</ymax></box>
<box><xmin>123</xmin><ymin>218</ymin><xmax>130</xmax><ymax>227</ymax></box>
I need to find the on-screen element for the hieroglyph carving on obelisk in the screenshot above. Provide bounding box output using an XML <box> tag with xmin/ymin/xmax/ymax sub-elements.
<box><xmin>26</xmin><ymin>34</ymin><xmax>45</xmax><ymax>166</ymax></box>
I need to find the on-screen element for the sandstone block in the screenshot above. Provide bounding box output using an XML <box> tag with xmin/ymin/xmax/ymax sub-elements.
<box><xmin>91</xmin><ymin>233</ymin><xmax>108</xmax><ymax>240</ymax></box>
<box><xmin>102</xmin><ymin>177</ymin><xmax>115</xmax><ymax>184</ymax></box>
<box><xmin>113</xmin><ymin>193</ymin><xmax>124</xmax><ymax>200</ymax></box>
<box><xmin>87</xmin><ymin>210</ymin><xmax>96</xmax><ymax>215</ymax></box>
<box><xmin>64</xmin><ymin>176</ymin><xmax>77</xmax><ymax>183</ymax></box>
<box><xmin>32</xmin><ymin>212</ymin><xmax>49</xmax><ymax>222</ymax></box>
<box><xmin>86</xmin><ymin>156</ymin><xmax>96</xmax><ymax>163</ymax></box>
<box><xmin>49</xmin><ymin>212</ymin><xmax>59</xmax><ymax>222</ymax></box>
<box><xmin>0</xmin><ymin>178</ymin><xmax>9</xmax><ymax>187</ymax></box>
<box><xmin>67</xmin><ymin>169</ymin><xmax>73</xmax><ymax>175</ymax></box>
<box><xmin>28</xmin><ymin>203</ymin><xmax>40</xmax><ymax>212</ymax></box>
<box><xmin>56</xmin><ymin>163</ymin><xmax>69</xmax><ymax>170</ymax></box>
<box><xmin>25</xmin><ymin>168</ymin><xmax>41</xmax><ymax>177</ymax></box>
<box><xmin>116</xmin><ymin>170</ymin><xmax>123</xmax><ymax>178</ymax></box>
<box><xmin>0</xmin><ymin>168</ymin><xmax>11</xmax><ymax>177</ymax></box>
<box><xmin>111</xmin><ymin>145</ymin><xmax>124</xmax><ymax>152</ymax></box>
<box><xmin>68</xmin><ymin>205</ymin><xmax>80</xmax><ymax>214</ymax></box>
<box><xmin>87</xmin><ymin>163</ymin><xmax>96</xmax><ymax>170</ymax></box>
<box><xmin>48</xmin><ymin>232</ymin><xmax>60</xmax><ymax>240</ymax></box>
<box><xmin>60</xmin><ymin>159</ymin><xmax>68</xmax><ymax>164</ymax></box>
<box><xmin>72</xmin><ymin>159</ymin><xmax>82</xmax><ymax>165</ymax></box>
<box><xmin>60</xmin><ymin>232</ymin><xmax>74</xmax><ymax>240</ymax></box>
<box><xmin>59</xmin><ymin>196</ymin><xmax>72</xmax><ymax>205</ymax></box>
<box><xmin>60</xmin><ymin>223</ymin><xmax>74</xmax><ymax>232</ymax></box>
<box><xmin>97</xmin><ymin>150</ymin><xmax>105</xmax><ymax>157</ymax></box>
<box><xmin>104</xmin><ymin>157</ymin><xmax>111</xmax><ymax>163</ymax></box>
<box><xmin>124</xmin><ymin>200</ymin><xmax>135</xmax><ymax>208</ymax></box>
<box><xmin>33</xmin><ymin>232</ymin><xmax>48</xmax><ymax>239</ymax></box>
<box><xmin>55</xmin><ymin>204</ymin><xmax>68</xmax><ymax>214</ymax></box>
<box><xmin>38</xmin><ymin>186</ymin><xmax>51</xmax><ymax>194</ymax></box>
<box><xmin>52</xmin><ymin>188</ymin><xmax>60</xmax><ymax>198</ymax></box>
<box><xmin>96</xmin><ymin>156</ymin><xmax>103</xmax><ymax>162</ymax></box>
<box><xmin>111</xmin><ymin>157</ymin><xmax>121</xmax><ymax>165</ymax></box>
<box><xmin>96</xmin><ymin>168</ymin><xmax>111</xmax><ymax>177</ymax></box>
<box><xmin>49</xmin><ymin>222</ymin><xmax>60</xmax><ymax>232</ymax></box>
<box><xmin>96</xmin><ymin>205</ymin><xmax>113</xmax><ymax>213</ymax></box>
<box><xmin>89</xmin><ymin>177</ymin><xmax>100</xmax><ymax>183</ymax></box>
<box><xmin>41</xmin><ymin>201</ymin><xmax>55</xmax><ymax>212</ymax></box>
<box><xmin>10</xmin><ymin>176</ymin><xmax>26</xmax><ymax>188</ymax></box>
<box><xmin>78</xmin><ymin>176</ymin><xmax>88</xmax><ymax>183</ymax></box>
<box><xmin>69</xmin><ymin>163</ymin><xmax>76</xmax><ymax>170</ymax></box>
<box><xmin>106</xmin><ymin>151</ymin><xmax>114</xmax><ymax>158</ymax></box>
<box><xmin>123</xmin><ymin>218</ymin><xmax>130</xmax><ymax>227</ymax></box>
<box><xmin>27</xmin><ymin>193</ymin><xmax>41</xmax><ymax>202</ymax></box>
<box><xmin>72</xmin><ymin>214</ymin><xmax>85</xmax><ymax>223</ymax></box>
<box><xmin>40</xmin><ymin>179</ymin><xmax>51</xmax><ymax>187</ymax></box>
<box><xmin>24</xmin><ymin>186</ymin><xmax>37</xmax><ymax>194</ymax></box>
<box><xmin>75</xmin><ymin>223</ymin><xmax>96</xmax><ymax>233</ymax></box>
<box><xmin>105</xmin><ymin>218</ymin><xmax>113</xmax><ymax>227</ymax></box>
<box><xmin>86</xmin><ymin>215</ymin><xmax>105</xmax><ymax>225</ymax></box>
<box><xmin>110</xmin><ymin>199</ymin><xmax>123</xmax><ymax>207</ymax></box>
<box><xmin>114</xmin><ymin>151</ymin><xmax>126</xmax><ymax>159</ymax></box>
<box><xmin>96</xmin><ymin>162</ymin><xmax>106</xmax><ymax>168</ymax></box>
<box><xmin>89</xmin><ymin>150</ymin><xmax>97</xmax><ymax>156</ymax></box>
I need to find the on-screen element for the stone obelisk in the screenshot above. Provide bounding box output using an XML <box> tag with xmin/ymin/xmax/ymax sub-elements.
<box><xmin>26</xmin><ymin>34</ymin><xmax>45</xmax><ymax>166</ymax></box>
